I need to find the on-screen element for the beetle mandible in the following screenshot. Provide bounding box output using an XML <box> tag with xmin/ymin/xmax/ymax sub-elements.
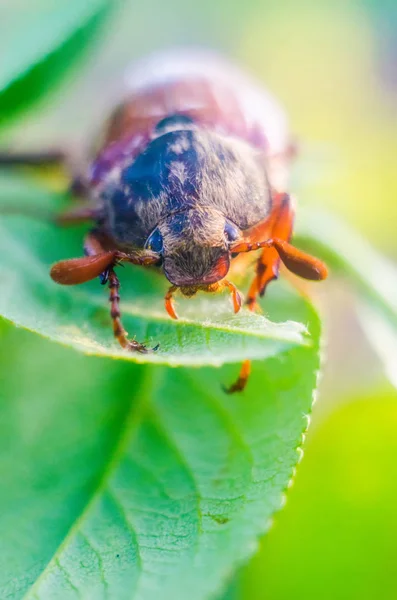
<box><xmin>47</xmin><ymin>52</ymin><xmax>328</xmax><ymax>392</ymax></box>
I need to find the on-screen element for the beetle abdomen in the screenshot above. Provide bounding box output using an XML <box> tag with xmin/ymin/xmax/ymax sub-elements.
<box><xmin>121</xmin><ymin>51</ymin><xmax>288</xmax><ymax>154</ymax></box>
<box><xmin>91</xmin><ymin>52</ymin><xmax>290</xmax><ymax>187</ymax></box>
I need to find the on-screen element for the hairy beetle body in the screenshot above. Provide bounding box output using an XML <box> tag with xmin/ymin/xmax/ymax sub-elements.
<box><xmin>47</xmin><ymin>52</ymin><xmax>327</xmax><ymax>391</ymax></box>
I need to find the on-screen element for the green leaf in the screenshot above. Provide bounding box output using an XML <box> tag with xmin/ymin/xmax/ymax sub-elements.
<box><xmin>0</xmin><ymin>172</ymin><xmax>311</xmax><ymax>367</ymax></box>
<box><xmin>295</xmin><ymin>208</ymin><xmax>397</xmax><ymax>389</ymax></box>
<box><xmin>0</xmin><ymin>172</ymin><xmax>321</xmax><ymax>599</ymax></box>
<box><xmin>0</xmin><ymin>317</ymin><xmax>319</xmax><ymax>600</ymax></box>
<box><xmin>0</xmin><ymin>0</ymin><xmax>112</xmax><ymax>128</ymax></box>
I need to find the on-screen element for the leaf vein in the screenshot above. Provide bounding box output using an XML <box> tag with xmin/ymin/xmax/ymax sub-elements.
<box><xmin>54</xmin><ymin>558</ymin><xmax>81</xmax><ymax>599</ymax></box>
<box><xmin>22</xmin><ymin>367</ymin><xmax>152</xmax><ymax>599</ymax></box>
<box><xmin>78</xmin><ymin>531</ymin><xmax>108</xmax><ymax>597</ymax></box>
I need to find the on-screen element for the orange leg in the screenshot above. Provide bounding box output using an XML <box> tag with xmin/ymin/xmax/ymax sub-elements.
<box><xmin>231</xmin><ymin>237</ymin><xmax>328</xmax><ymax>282</ymax></box>
<box><xmin>165</xmin><ymin>286</ymin><xmax>179</xmax><ymax>319</ymax></box>
<box><xmin>164</xmin><ymin>280</ymin><xmax>243</xmax><ymax>320</ymax></box>
<box><xmin>225</xmin><ymin>193</ymin><xmax>293</xmax><ymax>393</ymax></box>
<box><xmin>84</xmin><ymin>231</ymin><xmax>158</xmax><ymax>352</ymax></box>
<box><xmin>208</xmin><ymin>280</ymin><xmax>242</xmax><ymax>313</ymax></box>
<box><xmin>226</xmin><ymin>192</ymin><xmax>327</xmax><ymax>394</ymax></box>
<box><xmin>51</xmin><ymin>230</ymin><xmax>160</xmax><ymax>352</ymax></box>
<box><xmin>224</xmin><ymin>359</ymin><xmax>251</xmax><ymax>394</ymax></box>
<box><xmin>245</xmin><ymin>192</ymin><xmax>294</xmax><ymax>309</ymax></box>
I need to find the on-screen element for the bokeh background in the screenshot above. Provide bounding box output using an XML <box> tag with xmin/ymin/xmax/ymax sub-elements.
<box><xmin>4</xmin><ymin>0</ymin><xmax>397</xmax><ymax>598</ymax></box>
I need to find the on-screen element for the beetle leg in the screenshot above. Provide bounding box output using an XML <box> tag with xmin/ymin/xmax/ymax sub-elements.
<box><xmin>207</xmin><ymin>280</ymin><xmax>243</xmax><ymax>313</ymax></box>
<box><xmin>0</xmin><ymin>149</ymin><xmax>66</xmax><ymax>167</ymax></box>
<box><xmin>85</xmin><ymin>230</ymin><xmax>159</xmax><ymax>352</ymax></box>
<box><xmin>0</xmin><ymin>149</ymin><xmax>91</xmax><ymax>202</ymax></box>
<box><xmin>0</xmin><ymin>201</ymin><xmax>96</xmax><ymax>225</ymax></box>
<box><xmin>107</xmin><ymin>269</ymin><xmax>149</xmax><ymax>353</ymax></box>
<box><xmin>231</xmin><ymin>237</ymin><xmax>328</xmax><ymax>282</ymax></box>
<box><xmin>223</xmin><ymin>280</ymin><xmax>242</xmax><ymax>313</ymax></box>
<box><xmin>50</xmin><ymin>252</ymin><xmax>119</xmax><ymax>285</ymax></box>
<box><xmin>224</xmin><ymin>360</ymin><xmax>251</xmax><ymax>394</ymax></box>
<box><xmin>0</xmin><ymin>149</ymin><xmax>92</xmax><ymax>222</ymax></box>
<box><xmin>230</xmin><ymin>192</ymin><xmax>328</xmax><ymax>306</ymax></box>
<box><xmin>165</xmin><ymin>286</ymin><xmax>179</xmax><ymax>319</ymax></box>
<box><xmin>269</xmin><ymin>238</ymin><xmax>328</xmax><ymax>280</ymax></box>
<box><xmin>225</xmin><ymin>193</ymin><xmax>289</xmax><ymax>394</ymax></box>
<box><xmin>51</xmin><ymin>230</ymin><xmax>159</xmax><ymax>352</ymax></box>
<box><xmin>56</xmin><ymin>202</ymin><xmax>99</xmax><ymax>226</ymax></box>
<box><xmin>51</xmin><ymin>227</ymin><xmax>123</xmax><ymax>285</ymax></box>
<box><xmin>247</xmin><ymin>192</ymin><xmax>294</xmax><ymax>308</ymax></box>
<box><xmin>226</xmin><ymin>192</ymin><xmax>327</xmax><ymax>394</ymax></box>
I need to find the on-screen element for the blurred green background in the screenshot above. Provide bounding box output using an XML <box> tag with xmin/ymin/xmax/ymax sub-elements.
<box><xmin>4</xmin><ymin>0</ymin><xmax>397</xmax><ymax>598</ymax></box>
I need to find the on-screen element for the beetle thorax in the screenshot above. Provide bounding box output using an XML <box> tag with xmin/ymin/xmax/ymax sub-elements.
<box><xmin>101</xmin><ymin>126</ymin><xmax>271</xmax><ymax>252</ymax></box>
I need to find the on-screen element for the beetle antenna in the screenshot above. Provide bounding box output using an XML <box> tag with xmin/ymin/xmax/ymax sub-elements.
<box><xmin>230</xmin><ymin>237</ymin><xmax>328</xmax><ymax>281</ymax></box>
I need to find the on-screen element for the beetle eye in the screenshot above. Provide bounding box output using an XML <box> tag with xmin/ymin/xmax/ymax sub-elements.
<box><xmin>145</xmin><ymin>228</ymin><xmax>164</xmax><ymax>253</ymax></box>
<box><xmin>224</xmin><ymin>222</ymin><xmax>240</xmax><ymax>243</ymax></box>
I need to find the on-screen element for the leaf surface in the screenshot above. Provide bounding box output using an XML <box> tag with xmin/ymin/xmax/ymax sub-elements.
<box><xmin>0</xmin><ymin>320</ymin><xmax>320</xmax><ymax>600</ymax></box>
<box><xmin>0</xmin><ymin>173</ymin><xmax>322</xmax><ymax>600</ymax></box>
<box><xmin>295</xmin><ymin>207</ymin><xmax>397</xmax><ymax>389</ymax></box>
<box><xmin>0</xmin><ymin>0</ymin><xmax>111</xmax><ymax>127</ymax></box>
<box><xmin>0</xmin><ymin>173</ymin><xmax>312</xmax><ymax>367</ymax></box>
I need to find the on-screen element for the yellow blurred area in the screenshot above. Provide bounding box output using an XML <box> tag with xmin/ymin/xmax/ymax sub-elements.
<box><xmin>239</xmin><ymin>1</ymin><xmax>397</xmax><ymax>251</ymax></box>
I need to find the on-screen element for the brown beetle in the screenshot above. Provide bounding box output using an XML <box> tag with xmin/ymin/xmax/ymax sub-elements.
<box><xmin>3</xmin><ymin>53</ymin><xmax>328</xmax><ymax>391</ymax></box>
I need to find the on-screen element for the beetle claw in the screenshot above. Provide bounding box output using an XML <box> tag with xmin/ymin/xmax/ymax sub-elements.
<box><xmin>99</xmin><ymin>268</ymin><xmax>110</xmax><ymax>285</ymax></box>
<box><xmin>125</xmin><ymin>339</ymin><xmax>160</xmax><ymax>353</ymax></box>
<box><xmin>125</xmin><ymin>340</ymin><xmax>148</xmax><ymax>353</ymax></box>
<box><xmin>223</xmin><ymin>360</ymin><xmax>251</xmax><ymax>394</ymax></box>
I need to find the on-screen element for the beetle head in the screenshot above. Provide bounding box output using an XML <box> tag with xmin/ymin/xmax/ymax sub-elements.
<box><xmin>146</xmin><ymin>208</ymin><xmax>240</xmax><ymax>288</ymax></box>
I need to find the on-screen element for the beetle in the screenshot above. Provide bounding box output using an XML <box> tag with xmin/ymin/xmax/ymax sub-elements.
<box><xmin>3</xmin><ymin>52</ymin><xmax>328</xmax><ymax>392</ymax></box>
